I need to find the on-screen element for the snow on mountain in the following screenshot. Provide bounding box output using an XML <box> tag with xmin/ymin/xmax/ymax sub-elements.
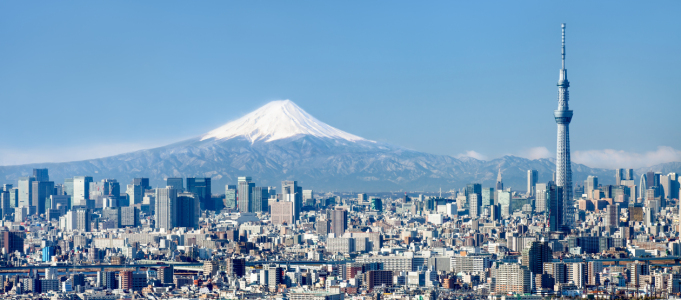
<box><xmin>201</xmin><ymin>100</ymin><xmax>370</xmax><ymax>143</ymax></box>
<box><xmin>1</xmin><ymin>99</ymin><xmax>680</xmax><ymax>191</ymax></box>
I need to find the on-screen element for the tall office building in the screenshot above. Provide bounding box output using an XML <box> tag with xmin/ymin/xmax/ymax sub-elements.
<box><xmin>237</xmin><ymin>177</ymin><xmax>254</xmax><ymax>213</ymax></box>
<box><xmin>330</xmin><ymin>208</ymin><xmax>348</xmax><ymax>237</ymax></box>
<box><xmin>155</xmin><ymin>187</ymin><xmax>177</xmax><ymax>230</ymax></box>
<box><xmin>176</xmin><ymin>192</ymin><xmax>199</xmax><ymax>229</ymax></box>
<box><xmin>251</xmin><ymin>187</ymin><xmax>269</xmax><ymax>212</ymax></box>
<box><xmin>224</xmin><ymin>185</ymin><xmax>237</xmax><ymax>209</ymax></box>
<box><xmin>554</xmin><ymin>23</ymin><xmax>575</xmax><ymax>229</ymax></box>
<box><xmin>63</xmin><ymin>178</ymin><xmax>74</xmax><ymax>196</ymax></box>
<box><xmin>186</xmin><ymin>178</ymin><xmax>211</xmax><ymax>210</ymax></box>
<box><xmin>584</xmin><ymin>176</ymin><xmax>598</xmax><ymax>200</ymax></box>
<box><xmin>481</xmin><ymin>188</ymin><xmax>494</xmax><ymax>207</ymax></box>
<box><xmin>615</xmin><ymin>169</ymin><xmax>624</xmax><ymax>186</ymax></box>
<box><xmin>495</xmin><ymin>169</ymin><xmax>504</xmax><ymax>191</ymax></box>
<box><xmin>73</xmin><ymin>176</ymin><xmax>94</xmax><ymax>207</ymax></box>
<box><xmin>668</xmin><ymin>173</ymin><xmax>679</xmax><ymax>199</ymax></box>
<box><xmin>32</xmin><ymin>180</ymin><xmax>54</xmax><ymax>214</ymax></box>
<box><xmin>535</xmin><ymin>183</ymin><xmax>548</xmax><ymax>213</ymax></box>
<box><xmin>282</xmin><ymin>181</ymin><xmax>302</xmax><ymax>221</ymax></box>
<box><xmin>547</xmin><ymin>181</ymin><xmax>564</xmax><ymax>232</ymax></box>
<box><xmin>132</xmin><ymin>178</ymin><xmax>150</xmax><ymax>191</ymax></box>
<box><xmin>33</xmin><ymin>168</ymin><xmax>49</xmax><ymax>182</ymax></box>
<box><xmin>18</xmin><ymin>177</ymin><xmax>35</xmax><ymax>208</ymax></box>
<box><xmin>527</xmin><ymin>170</ymin><xmax>538</xmax><ymax>197</ymax></box>
<box><xmin>166</xmin><ymin>178</ymin><xmax>183</xmax><ymax>192</ymax></box>
<box><xmin>126</xmin><ymin>184</ymin><xmax>144</xmax><ymax>205</ymax></box>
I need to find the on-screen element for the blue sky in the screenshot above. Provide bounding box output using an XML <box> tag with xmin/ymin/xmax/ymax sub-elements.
<box><xmin>0</xmin><ymin>1</ymin><xmax>679</xmax><ymax>169</ymax></box>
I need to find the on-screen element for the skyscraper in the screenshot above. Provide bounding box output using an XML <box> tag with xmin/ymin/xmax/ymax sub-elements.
<box><xmin>495</xmin><ymin>169</ymin><xmax>503</xmax><ymax>191</ymax></box>
<box><xmin>155</xmin><ymin>187</ymin><xmax>177</xmax><ymax>230</ymax></box>
<box><xmin>224</xmin><ymin>185</ymin><xmax>237</xmax><ymax>209</ymax></box>
<box><xmin>554</xmin><ymin>23</ymin><xmax>574</xmax><ymax>229</ymax></box>
<box><xmin>176</xmin><ymin>192</ymin><xmax>199</xmax><ymax>229</ymax></box>
<box><xmin>186</xmin><ymin>178</ymin><xmax>211</xmax><ymax>210</ymax></box>
<box><xmin>73</xmin><ymin>176</ymin><xmax>94</xmax><ymax>207</ymax></box>
<box><xmin>237</xmin><ymin>177</ymin><xmax>254</xmax><ymax>212</ymax></box>
<box><xmin>18</xmin><ymin>177</ymin><xmax>35</xmax><ymax>208</ymax></box>
<box><xmin>33</xmin><ymin>168</ymin><xmax>49</xmax><ymax>182</ymax></box>
<box><xmin>282</xmin><ymin>180</ymin><xmax>302</xmax><ymax>221</ymax></box>
<box><xmin>535</xmin><ymin>183</ymin><xmax>548</xmax><ymax>213</ymax></box>
<box><xmin>547</xmin><ymin>181</ymin><xmax>564</xmax><ymax>232</ymax></box>
<box><xmin>527</xmin><ymin>170</ymin><xmax>538</xmax><ymax>197</ymax></box>
<box><xmin>166</xmin><ymin>178</ymin><xmax>184</xmax><ymax>192</ymax></box>
<box><xmin>615</xmin><ymin>169</ymin><xmax>624</xmax><ymax>186</ymax></box>
<box><xmin>585</xmin><ymin>176</ymin><xmax>598</xmax><ymax>200</ymax></box>
<box><xmin>330</xmin><ymin>208</ymin><xmax>348</xmax><ymax>237</ymax></box>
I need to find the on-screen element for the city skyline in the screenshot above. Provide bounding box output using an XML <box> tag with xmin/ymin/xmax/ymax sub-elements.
<box><xmin>1</xmin><ymin>1</ymin><xmax>680</xmax><ymax>169</ymax></box>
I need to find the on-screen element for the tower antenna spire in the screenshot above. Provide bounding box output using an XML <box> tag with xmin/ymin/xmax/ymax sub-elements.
<box><xmin>561</xmin><ymin>23</ymin><xmax>566</xmax><ymax>69</ymax></box>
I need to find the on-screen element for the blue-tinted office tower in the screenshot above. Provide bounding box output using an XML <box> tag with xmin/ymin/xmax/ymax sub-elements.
<box><xmin>42</xmin><ymin>246</ymin><xmax>55</xmax><ymax>262</ymax></box>
<box><xmin>186</xmin><ymin>178</ymin><xmax>211</xmax><ymax>210</ymax></box>
<box><xmin>166</xmin><ymin>178</ymin><xmax>184</xmax><ymax>192</ymax></box>
<box><xmin>547</xmin><ymin>181</ymin><xmax>564</xmax><ymax>232</ymax></box>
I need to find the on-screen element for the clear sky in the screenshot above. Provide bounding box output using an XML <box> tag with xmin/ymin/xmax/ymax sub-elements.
<box><xmin>1</xmin><ymin>1</ymin><xmax>679</xmax><ymax>169</ymax></box>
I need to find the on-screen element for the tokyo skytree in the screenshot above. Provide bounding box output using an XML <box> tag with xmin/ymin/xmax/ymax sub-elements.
<box><xmin>554</xmin><ymin>23</ymin><xmax>574</xmax><ymax>230</ymax></box>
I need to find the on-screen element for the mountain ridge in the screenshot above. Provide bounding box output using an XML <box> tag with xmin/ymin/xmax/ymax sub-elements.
<box><xmin>1</xmin><ymin>100</ymin><xmax>679</xmax><ymax>192</ymax></box>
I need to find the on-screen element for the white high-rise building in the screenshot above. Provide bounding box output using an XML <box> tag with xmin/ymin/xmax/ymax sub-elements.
<box><xmin>527</xmin><ymin>170</ymin><xmax>538</xmax><ymax>197</ymax></box>
<box><xmin>73</xmin><ymin>176</ymin><xmax>94</xmax><ymax>206</ymax></box>
<box><xmin>155</xmin><ymin>187</ymin><xmax>177</xmax><ymax>230</ymax></box>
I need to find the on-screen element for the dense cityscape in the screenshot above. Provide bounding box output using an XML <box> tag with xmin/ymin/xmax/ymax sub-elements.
<box><xmin>1</xmin><ymin>6</ymin><xmax>679</xmax><ymax>300</ymax></box>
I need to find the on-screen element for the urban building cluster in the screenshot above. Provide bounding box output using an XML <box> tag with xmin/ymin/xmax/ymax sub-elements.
<box><xmin>0</xmin><ymin>165</ymin><xmax>680</xmax><ymax>300</ymax></box>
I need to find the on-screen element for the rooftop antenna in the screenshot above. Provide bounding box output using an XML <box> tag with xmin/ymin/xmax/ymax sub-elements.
<box><xmin>561</xmin><ymin>23</ymin><xmax>566</xmax><ymax>69</ymax></box>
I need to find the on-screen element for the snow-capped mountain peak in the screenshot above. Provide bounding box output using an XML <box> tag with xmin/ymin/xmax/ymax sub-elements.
<box><xmin>201</xmin><ymin>100</ymin><xmax>370</xmax><ymax>143</ymax></box>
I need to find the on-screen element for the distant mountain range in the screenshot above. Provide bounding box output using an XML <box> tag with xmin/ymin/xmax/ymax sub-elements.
<box><xmin>1</xmin><ymin>100</ymin><xmax>678</xmax><ymax>193</ymax></box>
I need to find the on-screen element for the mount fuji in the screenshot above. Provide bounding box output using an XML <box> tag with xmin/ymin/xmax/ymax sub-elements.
<box><xmin>0</xmin><ymin>100</ymin><xmax>671</xmax><ymax>192</ymax></box>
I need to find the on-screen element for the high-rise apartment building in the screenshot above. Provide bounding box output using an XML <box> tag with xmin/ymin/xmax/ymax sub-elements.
<box><xmin>330</xmin><ymin>208</ymin><xmax>348</xmax><ymax>237</ymax></box>
<box><xmin>605</xmin><ymin>204</ymin><xmax>619</xmax><ymax>228</ymax></box>
<box><xmin>494</xmin><ymin>264</ymin><xmax>531</xmax><ymax>294</ymax></box>
<box><xmin>521</xmin><ymin>241</ymin><xmax>552</xmax><ymax>275</ymax></box>
<box><xmin>469</xmin><ymin>194</ymin><xmax>481</xmax><ymax>218</ymax></box>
